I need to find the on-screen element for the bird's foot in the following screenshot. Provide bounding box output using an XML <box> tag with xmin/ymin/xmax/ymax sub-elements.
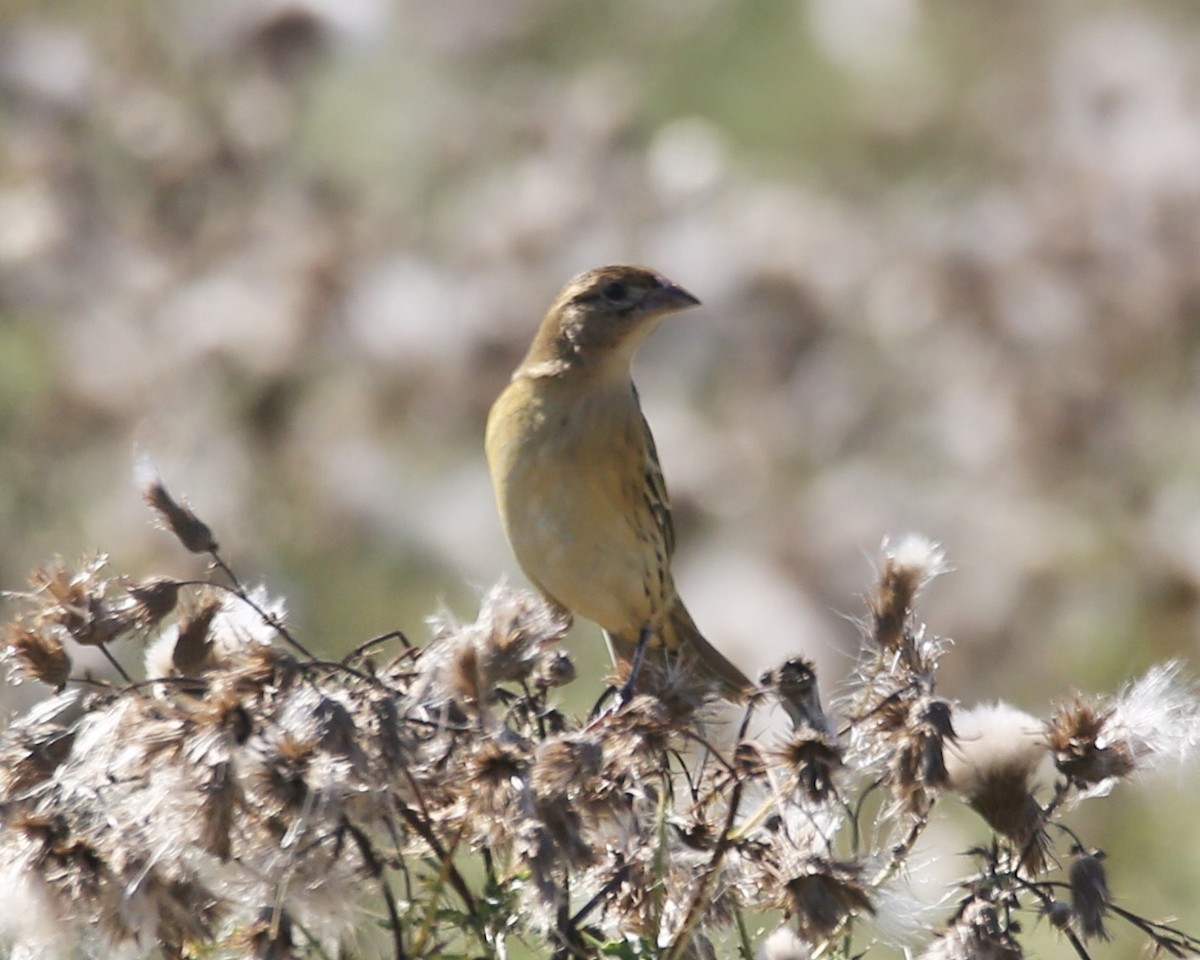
<box><xmin>588</xmin><ymin>626</ymin><xmax>652</xmax><ymax>721</ymax></box>
<box><xmin>615</xmin><ymin>625</ymin><xmax>651</xmax><ymax>707</ymax></box>
<box><xmin>588</xmin><ymin>684</ymin><xmax>619</xmax><ymax>720</ymax></box>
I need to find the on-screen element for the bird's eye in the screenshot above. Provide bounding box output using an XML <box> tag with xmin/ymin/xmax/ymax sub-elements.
<box><xmin>601</xmin><ymin>281</ymin><xmax>629</xmax><ymax>303</ymax></box>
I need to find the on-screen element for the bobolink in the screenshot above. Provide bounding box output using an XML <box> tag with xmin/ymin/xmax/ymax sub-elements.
<box><xmin>485</xmin><ymin>265</ymin><xmax>749</xmax><ymax>700</ymax></box>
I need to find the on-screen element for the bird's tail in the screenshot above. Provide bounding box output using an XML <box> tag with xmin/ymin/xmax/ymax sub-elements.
<box><xmin>662</xmin><ymin>601</ymin><xmax>752</xmax><ymax>701</ymax></box>
<box><xmin>605</xmin><ymin>602</ymin><xmax>751</xmax><ymax>702</ymax></box>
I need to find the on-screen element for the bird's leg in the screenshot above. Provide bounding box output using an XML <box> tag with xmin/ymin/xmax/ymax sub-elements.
<box><xmin>588</xmin><ymin>684</ymin><xmax>616</xmax><ymax>719</ymax></box>
<box><xmin>615</xmin><ymin>625</ymin><xmax>652</xmax><ymax>708</ymax></box>
<box><xmin>588</xmin><ymin>627</ymin><xmax>653</xmax><ymax>720</ymax></box>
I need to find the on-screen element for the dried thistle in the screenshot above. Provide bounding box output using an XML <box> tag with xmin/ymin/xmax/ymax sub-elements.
<box><xmin>776</xmin><ymin>728</ymin><xmax>842</xmax><ymax>802</ymax></box>
<box><xmin>888</xmin><ymin>696</ymin><xmax>956</xmax><ymax>812</ymax></box>
<box><xmin>919</xmin><ymin>897</ymin><xmax>1022</xmax><ymax>960</ymax></box>
<box><xmin>137</xmin><ymin>457</ymin><xmax>219</xmax><ymax>554</ymax></box>
<box><xmin>125</xmin><ymin>577</ymin><xmax>182</xmax><ymax>629</ymax></box>
<box><xmin>534</xmin><ymin>649</ymin><xmax>576</xmax><ymax>689</ymax></box>
<box><xmin>1069</xmin><ymin>849</ymin><xmax>1110</xmax><ymax>941</ymax></box>
<box><xmin>0</xmin><ymin>695</ymin><xmax>76</xmax><ymax>797</ymax></box>
<box><xmin>778</xmin><ymin>857</ymin><xmax>873</xmax><ymax>941</ymax></box>
<box><xmin>474</xmin><ymin>585</ymin><xmax>569</xmax><ymax>686</ymax></box>
<box><xmin>173</xmin><ymin>592</ymin><xmax>221</xmax><ymax>676</ymax></box>
<box><xmin>869</xmin><ymin>535</ymin><xmax>947</xmax><ymax>652</ymax></box>
<box><xmin>0</xmin><ymin>535</ymin><xmax>1194</xmax><ymax>960</ymax></box>
<box><xmin>768</xmin><ymin>657</ymin><xmax>829</xmax><ymax>732</ymax></box>
<box><xmin>28</xmin><ymin>557</ymin><xmax>131</xmax><ymax>649</ymax></box>
<box><xmin>1047</xmin><ymin>663</ymin><xmax>1200</xmax><ymax>791</ymax></box>
<box><xmin>4</xmin><ymin>619</ymin><xmax>71</xmax><ymax>689</ymax></box>
<box><xmin>1045</xmin><ymin>697</ymin><xmax>1135</xmax><ymax>786</ymax></box>
<box><xmin>946</xmin><ymin>702</ymin><xmax>1047</xmax><ymax>869</ymax></box>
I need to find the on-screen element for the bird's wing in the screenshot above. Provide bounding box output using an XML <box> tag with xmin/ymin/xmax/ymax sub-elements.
<box><xmin>637</xmin><ymin>400</ymin><xmax>676</xmax><ymax>558</ymax></box>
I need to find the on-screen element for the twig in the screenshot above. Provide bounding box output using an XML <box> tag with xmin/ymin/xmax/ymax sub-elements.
<box><xmin>341</xmin><ymin>817</ymin><xmax>408</xmax><ymax>960</ymax></box>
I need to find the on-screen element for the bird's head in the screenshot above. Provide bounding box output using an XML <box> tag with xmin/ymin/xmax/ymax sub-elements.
<box><xmin>523</xmin><ymin>265</ymin><xmax>701</xmax><ymax>377</ymax></box>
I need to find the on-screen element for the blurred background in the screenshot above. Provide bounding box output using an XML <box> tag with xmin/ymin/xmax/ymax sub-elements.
<box><xmin>2</xmin><ymin>0</ymin><xmax>1199</xmax><ymax>951</ymax></box>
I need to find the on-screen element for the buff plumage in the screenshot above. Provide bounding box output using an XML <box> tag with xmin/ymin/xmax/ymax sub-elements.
<box><xmin>485</xmin><ymin>265</ymin><xmax>749</xmax><ymax>699</ymax></box>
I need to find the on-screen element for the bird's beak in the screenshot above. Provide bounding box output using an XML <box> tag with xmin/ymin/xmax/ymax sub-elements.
<box><xmin>644</xmin><ymin>279</ymin><xmax>701</xmax><ymax>312</ymax></box>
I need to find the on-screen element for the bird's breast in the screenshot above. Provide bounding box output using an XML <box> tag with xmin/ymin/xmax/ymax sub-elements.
<box><xmin>485</xmin><ymin>375</ymin><xmax>669</xmax><ymax>638</ymax></box>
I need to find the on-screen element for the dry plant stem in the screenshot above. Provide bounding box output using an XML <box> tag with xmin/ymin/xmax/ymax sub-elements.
<box><xmin>1106</xmin><ymin>903</ymin><xmax>1200</xmax><ymax>954</ymax></box>
<box><xmin>206</xmin><ymin>550</ymin><xmax>316</xmax><ymax>659</ymax></box>
<box><xmin>678</xmin><ymin>728</ymin><xmax>739</xmax><ymax>780</ymax></box>
<box><xmin>871</xmin><ymin>801</ymin><xmax>933</xmax><ymax>888</ymax></box>
<box><xmin>342</xmin><ymin>629</ymin><xmax>412</xmax><ymax>665</ymax></box>
<box><xmin>570</xmin><ymin>864</ymin><xmax>631</xmax><ymax>928</ymax></box>
<box><xmin>95</xmin><ymin>643</ymin><xmax>133</xmax><ymax>683</ymax></box>
<box><xmin>664</xmin><ymin>764</ymin><xmax>748</xmax><ymax>960</ymax></box>
<box><xmin>1018</xmin><ymin>780</ymin><xmax>1071</xmax><ymax>877</ymax></box>
<box><xmin>550</xmin><ymin>878</ymin><xmax>573</xmax><ymax>960</ymax></box>
<box><xmin>390</xmin><ymin>763</ymin><xmax>482</xmax><ymax>933</ymax></box>
<box><xmin>307</xmin><ymin>659</ymin><xmax>394</xmax><ymax>690</ymax></box>
<box><xmin>733</xmin><ymin>907</ymin><xmax>755</xmax><ymax>960</ymax></box>
<box><xmin>412</xmin><ymin>826</ymin><xmax>467</xmax><ymax>957</ymax></box>
<box><xmin>1021</xmin><ymin>880</ymin><xmax>1092</xmax><ymax>960</ymax></box>
<box><xmin>341</xmin><ymin>817</ymin><xmax>408</xmax><ymax>960</ymax></box>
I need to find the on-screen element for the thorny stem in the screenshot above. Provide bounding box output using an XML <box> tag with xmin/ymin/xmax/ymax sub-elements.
<box><xmin>670</xmin><ymin>745</ymin><xmax>702</xmax><ymax>803</ymax></box>
<box><xmin>664</xmin><ymin>756</ymin><xmax>748</xmax><ymax>960</ymax></box>
<box><xmin>392</xmin><ymin>765</ymin><xmax>482</xmax><ymax>934</ymax></box>
<box><xmin>1019</xmin><ymin>879</ymin><xmax>1092</xmax><ymax>960</ymax></box>
<box><xmin>870</xmin><ymin>800</ymin><xmax>932</xmax><ymax>888</ymax></box>
<box><xmin>341</xmin><ymin>817</ymin><xmax>408</xmax><ymax>960</ymax></box>
<box><xmin>735</xmin><ymin>698</ymin><xmax>756</xmax><ymax>741</ymax></box>
<box><xmin>96</xmin><ymin>643</ymin><xmax>133</xmax><ymax>683</ymax></box>
<box><xmin>342</xmin><ymin>629</ymin><xmax>411</xmax><ymax>665</ymax></box>
<box><xmin>1017</xmin><ymin>779</ymin><xmax>1072</xmax><ymax>878</ymax></box>
<box><xmin>810</xmin><ymin>797</ymin><xmax>932</xmax><ymax>960</ymax></box>
<box><xmin>305</xmin><ymin>658</ymin><xmax>439</xmax><ymax>704</ymax></box>
<box><xmin>393</xmin><ymin>814</ymin><xmax>479</xmax><ymax>930</ymax></box>
<box><xmin>848</xmin><ymin>777</ymin><xmax>883</xmax><ymax>859</ymax></box>
<box><xmin>677</xmin><ymin>728</ymin><xmax>738</xmax><ymax>780</ymax></box>
<box><xmin>412</xmin><ymin>826</ymin><xmax>467</xmax><ymax>956</ymax></box>
<box><xmin>551</xmin><ymin>874</ymin><xmax>578</xmax><ymax>960</ymax></box>
<box><xmin>1107</xmin><ymin>902</ymin><xmax>1200</xmax><ymax>954</ymax></box>
<box><xmin>481</xmin><ymin>846</ymin><xmax>497</xmax><ymax>891</ymax></box>
<box><xmin>516</xmin><ymin>679</ymin><xmax>548</xmax><ymax>740</ymax></box>
<box><xmin>569</xmin><ymin>864</ymin><xmax>630</xmax><ymax>928</ymax></box>
<box><xmin>650</xmin><ymin>786</ymin><xmax>671</xmax><ymax>938</ymax></box>
<box><xmin>733</xmin><ymin>906</ymin><xmax>754</xmax><ymax>960</ymax></box>
<box><xmin>206</xmin><ymin>550</ymin><xmax>316</xmax><ymax>659</ymax></box>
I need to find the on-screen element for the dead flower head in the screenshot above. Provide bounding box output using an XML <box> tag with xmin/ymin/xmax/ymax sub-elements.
<box><xmin>767</xmin><ymin>658</ymin><xmax>830</xmax><ymax>733</ymax></box>
<box><xmin>886</xmin><ymin>696</ymin><xmax>956</xmax><ymax>812</ymax></box>
<box><xmin>136</xmin><ymin>456</ymin><xmax>219</xmax><ymax>555</ymax></box>
<box><xmin>919</xmin><ymin>897</ymin><xmax>1022</xmax><ymax>960</ymax></box>
<box><xmin>28</xmin><ymin>556</ymin><xmax>130</xmax><ymax>649</ymax></box>
<box><xmin>777</xmin><ymin>727</ymin><xmax>842</xmax><ymax>802</ymax></box>
<box><xmin>870</xmin><ymin>535</ymin><xmax>947</xmax><ymax>652</ymax></box>
<box><xmin>4</xmin><ymin>620</ymin><xmax>71</xmax><ymax>689</ymax></box>
<box><xmin>946</xmin><ymin>702</ymin><xmax>1047</xmax><ymax>868</ymax></box>
<box><xmin>778</xmin><ymin>857</ymin><xmax>873</xmax><ymax>941</ymax></box>
<box><xmin>1046</xmin><ymin>662</ymin><xmax>1199</xmax><ymax>790</ymax></box>
<box><xmin>1069</xmin><ymin>849</ymin><xmax>1110</xmax><ymax>941</ymax></box>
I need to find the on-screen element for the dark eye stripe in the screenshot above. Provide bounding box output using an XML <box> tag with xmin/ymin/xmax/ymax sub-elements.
<box><xmin>574</xmin><ymin>289</ymin><xmax>636</xmax><ymax>310</ymax></box>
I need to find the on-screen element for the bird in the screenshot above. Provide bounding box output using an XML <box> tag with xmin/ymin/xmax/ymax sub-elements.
<box><xmin>485</xmin><ymin>264</ymin><xmax>750</xmax><ymax>702</ymax></box>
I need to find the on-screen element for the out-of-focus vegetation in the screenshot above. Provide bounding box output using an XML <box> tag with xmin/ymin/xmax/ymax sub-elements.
<box><xmin>2</xmin><ymin>0</ymin><xmax>1199</xmax><ymax>953</ymax></box>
